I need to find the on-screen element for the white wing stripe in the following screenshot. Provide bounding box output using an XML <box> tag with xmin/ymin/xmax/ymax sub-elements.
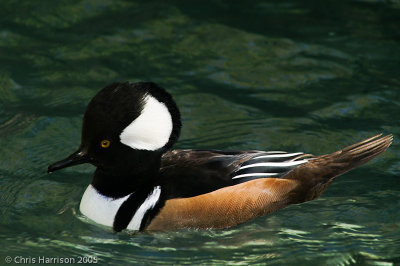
<box><xmin>232</xmin><ymin>173</ymin><xmax>279</xmax><ymax>179</ymax></box>
<box><xmin>252</xmin><ymin>152</ymin><xmax>303</xmax><ymax>159</ymax></box>
<box><xmin>239</xmin><ymin>159</ymin><xmax>309</xmax><ymax>170</ymax></box>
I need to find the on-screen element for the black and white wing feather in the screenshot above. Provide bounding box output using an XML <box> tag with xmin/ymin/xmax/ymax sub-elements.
<box><xmin>231</xmin><ymin>151</ymin><xmax>313</xmax><ymax>183</ymax></box>
<box><xmin>160</xmin><ymin>149</ymin><xmax>313</xmax><ymax>198</ymax></box>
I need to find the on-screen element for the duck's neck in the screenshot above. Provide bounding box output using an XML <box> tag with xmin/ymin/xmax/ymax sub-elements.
<box><xmin>91</xmin><ymin>158</ymin><xmax>161</xmax><ymax>199</ymax></box>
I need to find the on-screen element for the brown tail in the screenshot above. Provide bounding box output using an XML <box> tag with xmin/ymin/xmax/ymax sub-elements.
<box><xmin>285</xmin><ymin>134</ymin><xmax>393</xmax><ymax>202</ymax></box>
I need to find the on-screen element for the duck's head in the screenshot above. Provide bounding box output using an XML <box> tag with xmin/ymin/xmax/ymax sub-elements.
<box><xmin>47</xmin><ymin>82</ymin><xmax>181</xmax><ymax>175</ymax></box>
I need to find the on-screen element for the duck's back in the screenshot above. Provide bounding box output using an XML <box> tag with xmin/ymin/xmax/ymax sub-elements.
<box><xmin>148</xmin><ymin>135</ymin><xmax>392</xmax><ymax>231</ymax></box>
<box><xmin>159</xmin><ymin>149</ymin><xmax>312</xmax><ymax>199</ymax></box>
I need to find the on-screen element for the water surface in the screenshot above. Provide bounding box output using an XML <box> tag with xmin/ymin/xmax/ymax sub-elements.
<box><xmin>1</xmin><ymin>0</ymin><xmax>399</xmax><ymax>265</ymax></box>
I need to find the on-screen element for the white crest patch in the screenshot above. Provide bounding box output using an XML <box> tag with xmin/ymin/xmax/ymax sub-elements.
<box><xmin>79</xmin><ymin>185</ymin><xmax>132</xmax><ymax>227</ymax></box>
<box><xmin>127</xmin><ymin>186</ymin><xmax>162</xmax><ymax>230</ymax></box>
<box><xmin>120</xmin><ymin>95</ymin><xmax>173</xmax><ymax>151</ymax></box>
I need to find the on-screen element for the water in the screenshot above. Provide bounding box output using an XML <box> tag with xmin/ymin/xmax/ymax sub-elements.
<box><xmin>1</xmin><ymin>0</ymin><xmax>399</xmax><ymax>265</ymax></box>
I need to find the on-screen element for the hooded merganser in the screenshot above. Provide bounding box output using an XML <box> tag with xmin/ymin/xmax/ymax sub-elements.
<box><xmin>47</xmin><ymin>82</ymin><xmax>393</xmax><ymax>232</ymax></box>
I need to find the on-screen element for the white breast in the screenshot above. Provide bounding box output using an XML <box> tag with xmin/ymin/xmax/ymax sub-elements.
<box><xmin>79</xmin><ymin>185</ymin><xmax>162</xmax><ymax>231</ymax></box>
<box><xmin>79</xmin><ymin>185</ymin><xmax>131</xmax><ymax>227</ymax></box>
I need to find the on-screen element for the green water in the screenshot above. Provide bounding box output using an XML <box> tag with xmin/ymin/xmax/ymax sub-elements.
<box><xmin>1</xmin><ymin>0</ymin><xmax>399</xmax><ymax>265</ymax></box>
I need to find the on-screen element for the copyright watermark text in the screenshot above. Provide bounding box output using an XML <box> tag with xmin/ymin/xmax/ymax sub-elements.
<box><xmin>4</xmin><ymin>255</ymin><xmax>98</xmax><ymax>264</ymax></box>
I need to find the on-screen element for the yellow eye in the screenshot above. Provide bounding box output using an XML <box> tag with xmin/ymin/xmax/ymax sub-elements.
<box><xmin>100</xmin><ymin>140</ymin><xmax>111</xmax><ymax>148</ymax></box>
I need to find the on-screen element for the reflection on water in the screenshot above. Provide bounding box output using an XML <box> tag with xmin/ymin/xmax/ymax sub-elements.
<box><xmin>0</xmin><ymin>0</ymin><xmax>399</xmax><ymax>265</ymax></box>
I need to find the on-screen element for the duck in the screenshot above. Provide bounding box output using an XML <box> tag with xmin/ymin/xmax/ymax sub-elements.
<box><xmin>47</xmin><ymin>82</ymin><xmax>393</xmax><ymax>232</ymax></box>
